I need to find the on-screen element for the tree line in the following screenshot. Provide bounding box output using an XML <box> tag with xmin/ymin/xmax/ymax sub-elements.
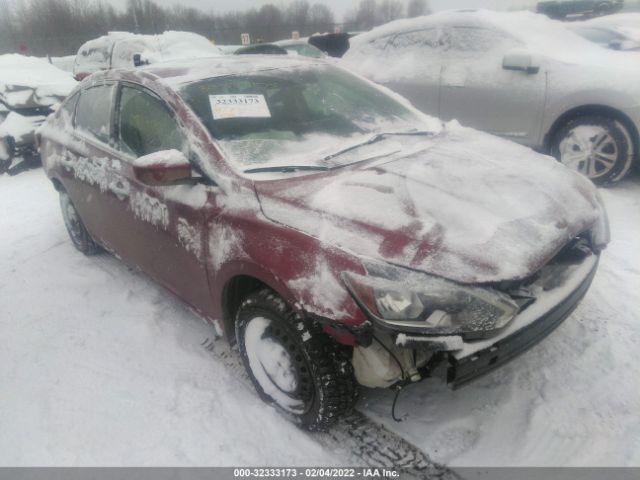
<box><xmin>0</xmin><ymin>0</ymin><xmax>430</xmax><ymax>57</ymax></box>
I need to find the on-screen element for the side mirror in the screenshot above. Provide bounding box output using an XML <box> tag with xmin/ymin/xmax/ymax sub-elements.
<box><xmin>133</xmin><ymin>53</ymin><xmax>147</xmax><ymax>67</ymax></box>
<box><xmin>503</xmin><ymin>49</ymin><xmax>540</xmax><ymax>74</ymax></box>
<box><xmin>132</xmin><ymin>149</ymin><xmax>192</xmax><ymax>186</ymax></box>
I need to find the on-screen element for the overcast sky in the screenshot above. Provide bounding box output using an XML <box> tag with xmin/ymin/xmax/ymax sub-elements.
<box><xmin>105</xmin><ymin>0</ymin><xmax>536</xmax><ymax>21</ymax></box>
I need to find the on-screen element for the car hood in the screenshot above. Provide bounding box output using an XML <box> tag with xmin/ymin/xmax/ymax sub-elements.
<box><xmin>254</xmin><ymin>125</ymin><xmax>603</xmax><ymax>284</ymax></box>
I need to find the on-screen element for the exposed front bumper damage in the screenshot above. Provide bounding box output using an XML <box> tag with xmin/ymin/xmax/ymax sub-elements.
<box><xmin>395</xmin><ymin>252</ymin><xmax>599</xmax><ymax>388</ymax></box>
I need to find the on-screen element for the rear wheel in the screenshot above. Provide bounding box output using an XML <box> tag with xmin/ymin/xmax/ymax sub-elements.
<box><xmin>59</xmin><ymin>191</ymin><xmax>101</xmax><ymax>255</ymax></box>
<box><xmin>551</xmin><ymin>115</ymin><xmax>631</xmax><ymax>184</ymax></box>
<box><xmin>236</xmin><ymin>289</ymin><xmax>358</xmax><ymax>431</ymax></box>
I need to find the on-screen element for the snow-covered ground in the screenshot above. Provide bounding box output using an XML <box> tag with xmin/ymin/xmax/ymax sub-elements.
<box><xmin>0</xmin><ymin>170</ymin><xmax>348</xmax><ymax>466</ymax></box>
<box><xmin>1</xmin><ymin>168</ymin><xmax>639</xmax><ymax>467</ymax></box>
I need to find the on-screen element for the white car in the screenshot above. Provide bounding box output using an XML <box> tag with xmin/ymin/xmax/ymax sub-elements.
<box><xmin>73</xmin><ymin>31</ymin><xmax>223</xmax><ymax>81</ymax></box>
<box><xmin>343</xmin><ymin>10</ymin><xmax>640</xmax><ymax>184</ymax></box>
<box><xmin>570</xmin><ymin>13</ymin><xmax>640</xmax><ymax>51</ymax></box>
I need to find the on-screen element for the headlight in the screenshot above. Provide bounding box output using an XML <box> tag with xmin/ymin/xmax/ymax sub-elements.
<box><xmin>343</xmin><ymin>264</ymin><xmax>519</xmax><ymax>340</ymax></box>
<box><xmin>591</xmin><ymin>190</ymin><xmax>610</xmax><ymax>251</ymax></box>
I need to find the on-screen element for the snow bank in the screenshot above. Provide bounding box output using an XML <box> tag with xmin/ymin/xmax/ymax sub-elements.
<box><xmin>0</xmin><ymin>111</ymin><xmax>41</xmax><ymax>143</ymax></box>
<box><xmin>0</xmin><ymin>54</ymin><xmax>76</xmax><ymax>108</ymax></box>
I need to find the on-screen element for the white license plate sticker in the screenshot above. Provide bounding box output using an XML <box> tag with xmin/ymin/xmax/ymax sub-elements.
<box><xmin>209</xmin><ymin>94</ymin><xmax>271</xmax><ymax>119</ymax></box>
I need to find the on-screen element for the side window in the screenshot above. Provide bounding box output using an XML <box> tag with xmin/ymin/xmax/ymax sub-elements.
<box><xmin>117</xmin><ymin>86</ymin><xmax>186</xmax><ymax>157</ymax></box>
<box><xmin>389</xmin><ymin>28</ymin><xmax>446</xmax><ymax>51</ymax></box>
<box><xmin>447</xmin><ymin>27</ymin><xmax>522</xmax><ymax>54</ymax></box>
<box><xmin>75</xmin><ymin>84</ymin><xmax>116</xmax><ymax>144</ymax></box>
<box><xmin>59</xmin><ymin>92</ymin><xmax>79</xmax><ymax>123</ymax></box>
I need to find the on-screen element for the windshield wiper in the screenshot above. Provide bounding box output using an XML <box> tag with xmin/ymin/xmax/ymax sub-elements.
<box><xmin>321</xmin><ymin>130</ymin><xmax>434</xmax><ymax>162</ymax></box>
<box><xmin>244</xmin><ymin>165</ymin><xmax>330</xmax><ymax>174</ymax></box>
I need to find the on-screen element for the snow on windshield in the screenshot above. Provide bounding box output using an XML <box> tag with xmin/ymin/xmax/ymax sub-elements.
<box><xmin>179</xmin><ymin>63</ymin><xmax>441</xmax><ymax>171</ymax></box>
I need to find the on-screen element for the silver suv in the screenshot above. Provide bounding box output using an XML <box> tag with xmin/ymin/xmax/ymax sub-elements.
<box><xmin>343</xmin><ymin>10</ymin><xmax>640</xmax><ymax>184</ymax></box>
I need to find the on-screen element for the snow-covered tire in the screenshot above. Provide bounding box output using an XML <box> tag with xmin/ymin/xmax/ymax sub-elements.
<box><xmin>551</xmin><ymin>115</ymin><xmax>631</xmax><ymax>185</ymax></box>
<box><xmin>59</xmin><ymin>191</ymin><xmax>101</xmax><ymax>255</ymax></box>
<box><xmin>236</xmin><ymin>288</ymin><xmax>358</xmax><ymax>431</ymax></box>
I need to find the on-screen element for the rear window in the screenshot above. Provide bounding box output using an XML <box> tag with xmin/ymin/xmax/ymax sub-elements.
<box><xmin>75</xmin><ymin>84</ymin><xmax>117</xmax><ymax>144</ymax></box>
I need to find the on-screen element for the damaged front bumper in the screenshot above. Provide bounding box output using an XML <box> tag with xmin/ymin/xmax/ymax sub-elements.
<box><xmin>393</xmin><ymin>251</ymin><xmax>599</xmax><ymax>388</ymax></box>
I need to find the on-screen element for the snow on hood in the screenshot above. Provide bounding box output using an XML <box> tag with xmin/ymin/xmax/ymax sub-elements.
<box><xmin>0</xmin><ymin>54</ymin><xmax>76</xmax><ymax>109</ymax></box>
<box><xmin>255</xmin><ymin>123</ymin><xmax>602</xmax><ymax>284</ymax></box>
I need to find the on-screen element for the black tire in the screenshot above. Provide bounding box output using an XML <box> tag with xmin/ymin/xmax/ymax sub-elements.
<box><xmin>59</xmin><ymin>191</ymin><xmax>101</xmax><ymax>255</ymax></box>
<box><xmin>236</xmin><ymin>288</ymin><xmax>358</xmax><ymax>431</ymax></box>
<box><xmin>551</xmin><ymin>115</ymin><xmax>631</xmax><ymax>185</ymax></box>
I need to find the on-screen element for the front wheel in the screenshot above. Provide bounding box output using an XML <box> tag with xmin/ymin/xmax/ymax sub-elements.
<box><xmin>551</xmin><ymin>115</ymin><xmax>631</xmax><ymax>185</ymax></box>
<box><xmin>236</xmin><ymin>289</ymin><xmax>358</xmax><ymax>431</ymax></box>
<box><xmin>59</xmin><ymin>191</ymin><xmax>101</xmax><ymax>255</ymax></box>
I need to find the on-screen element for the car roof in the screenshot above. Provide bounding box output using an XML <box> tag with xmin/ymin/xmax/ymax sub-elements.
<box><xmin>99</xmin><ymin>54</ymin><xmax>326</xmax><ymax>88</ymax></box>
<box><xmin>348</xmin><ymin>9</ymin><xmax>602</xmax><ymax>59</ymax></box>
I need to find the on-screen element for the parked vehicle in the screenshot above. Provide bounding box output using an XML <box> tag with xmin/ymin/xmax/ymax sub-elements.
<box><xmin>537</xmin><ymin>0</ymin><xmax>624</xmax><ymax>19</ymax></box>
<box><xmin>40</xmin><ymin>56</ymin><xmax>608</xmax><ymax>429</ymax></box>
<box><xmin>570</xmin><ymin>13</ymin><xmax>640</xmax><ymax>50</ymax></box>
<box><xmin>274</xmin><ymin>39</ymin><xmax>327</xmax><ymax>58</ymax></box>
<box><xmin>72</xmin><ymin>31</ymin><xmax>223</xmax><ymax>81</ymax></box>
<box><xmin>234</xmin><ymin>44</ymin><xmax>288</xmax><ymax>55</ymax></box>
<box><xmin>308</xmin><ymin>32</ymin><xmax>358</xmax><ymax>57</ymax></box>
<box><xmin>569</xmin><ymin>23</ymin><xmax>640</xmax><ymax>50</ymax></box>
<box><xmin>343</xmin><ymin>10</ymin><xmax>640</xmax><ymax>184</ymax></box>
<box><xmin>0</xmin><ymin>54</ymin><xmax>76</xmax><ymax>173</ymax></box>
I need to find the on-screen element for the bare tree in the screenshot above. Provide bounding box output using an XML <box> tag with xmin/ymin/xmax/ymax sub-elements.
<box><xmin>308</xmin><ymin>3</ymin><xmax>335</xmax><ymax>35</ymax></box>
<box><xmin>407</xmin><ymin>0</ymin><xmax>431</xmax><ymax>18</ymax></box>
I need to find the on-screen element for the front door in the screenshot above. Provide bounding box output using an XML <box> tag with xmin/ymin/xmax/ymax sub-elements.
<box><xmin>111</xmin><ymin>83</ymin><xmax>215</xmax><ymax>316</ymax></box>
<box><xmin>439</xmin><ymin>25</ymin><xmax>547</xmax><ymax>148</ymax></box>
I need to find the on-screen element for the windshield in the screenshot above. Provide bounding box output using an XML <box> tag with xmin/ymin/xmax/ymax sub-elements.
<box><xmin>282</xmin><ymin>43</ymin><xmax>325</xmax><ymax>58</ymax></box>
<box><xmin>179</xmin><ymin>64</ymin><xmax>430</xmax><ymax>170</ymax></box>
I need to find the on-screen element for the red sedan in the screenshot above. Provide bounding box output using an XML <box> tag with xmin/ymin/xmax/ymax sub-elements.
<box><xmin>40</xmin><ymin>56</ymin><xmax>609</xmax><ymax>430</ymax></box>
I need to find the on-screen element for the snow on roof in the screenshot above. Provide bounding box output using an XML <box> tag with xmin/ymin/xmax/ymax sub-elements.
<box><xmin>77</xmin><ymin>31</ymin><xmax>223</xmax><ymax>70</ymax></box>
<box><xmin>141</xmin><ymin>55</ymin><xmax>325</xmax><ymax>86</ymax></box>
<box><xmin>349</xmin><ymin>9</ymin><xmax>611</xmax><ymax>60</ymax></box>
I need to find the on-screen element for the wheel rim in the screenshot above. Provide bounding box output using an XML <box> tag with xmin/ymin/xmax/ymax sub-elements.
<box><xmin>60</xmin><ymin>194</ymin><xmax>84</xmax><ymax>247</ymax></box>
<box><xmin>558</xmin><ymin>125</ymin><xmax>619</xmax><ymax>180</ymax></box>
<box><xmin>243</xmin><ymin>316</ymin><xmax>311</xmax><ymax>414</ymax></box>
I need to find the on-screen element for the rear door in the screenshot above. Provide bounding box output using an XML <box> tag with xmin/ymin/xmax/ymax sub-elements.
<box><xmin>112</xmin><ymin>83</ymin><xmax>214</xmax><ymax>315</ymax></box>
<box><xmin>60</xmin><ymin>83</ymin><xmax>130</xmax><ymax>250</ymax></box>
<box><xmin>439</xmin><ymin>25</ymin><xmax>547</xmax><ymax>147</ymax></box>
<box><xmin>376</xmin><ymin>28</ymin><xmax>444</xmax><ymax>117</ymax></box>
